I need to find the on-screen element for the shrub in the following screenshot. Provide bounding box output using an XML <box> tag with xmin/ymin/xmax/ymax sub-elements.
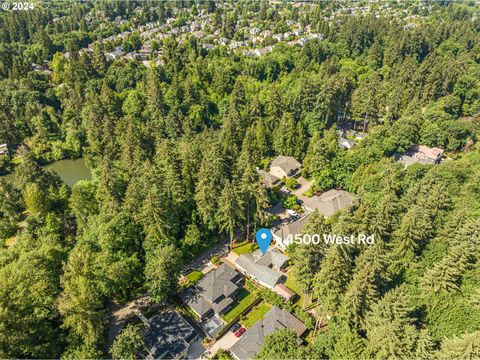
<box><xmin>282</xmin><ymin>194</ymin><xmax>300</xmax><ymax>210</ymax></box>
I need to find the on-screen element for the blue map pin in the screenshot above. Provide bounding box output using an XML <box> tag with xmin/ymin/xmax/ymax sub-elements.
<box><xmin>256</xmin><ymin>228</ymin><xmax>273</xmax><ymax>255</ymax></box>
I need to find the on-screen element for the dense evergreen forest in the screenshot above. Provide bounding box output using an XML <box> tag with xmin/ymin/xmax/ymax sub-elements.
<box><xmin>0</xmin><ymin>1</ymin><xmax>479</xmax><ymax>359</ymax></box>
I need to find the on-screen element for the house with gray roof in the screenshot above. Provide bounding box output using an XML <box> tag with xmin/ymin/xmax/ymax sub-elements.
<box><xmin>230</xmin><ymin>306</ymin><xmax>307</xmax><ymax>360</ymax></box>
<box><xmin>338</xmin><ymin>137</ymin><xmax>355</xmax><ymax>150</ymax></box>
<box><xmin>258</xmin><ymin>169</ymin><xmax>282</xmax><ymax>188</ymax></box>
<box><xmin>272</xmin><ymin>213</ymin><xmax>311</xmax><ymax>250</ymax></box>
<box><xmin>269</xmin><ymin>155</ymin><xmax>302</xmax><ymax>179</ymax></box>
<box><xmin>235</xmin><ymin>248</ymin><xmax>287</xmax><ymax>289</ymax></box>
<box><xmin>144</xmin><ymin>310</ymin><xmax>199</xmax><ymax>360</ymax></box>
<box><xmin>251</xmin><ymin>247</ymin><xmax>289</xmax><ymax>270</ymax></box>
<box><xmin>181</xmin><ymin>264</ymin><xmax>242</xmax><ymax>320</ymax></box>
<box><xmin>303</xmin><ymin>189</ymin><xmax>355</xmax><ymax>217</ymax></box>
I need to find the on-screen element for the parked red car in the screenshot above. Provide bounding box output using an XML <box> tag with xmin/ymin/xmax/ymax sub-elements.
<box><xmin>235</xmin><ymin>327</ymin><xmax>246</xmax><ymax>337</ymax></box>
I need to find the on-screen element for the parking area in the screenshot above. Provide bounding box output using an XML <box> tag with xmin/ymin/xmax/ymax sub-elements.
<box><xmin>293</xmin><ymin>177</ymin><xmax>314</xmax><ymax>203</ymax></box>
<box><xmin>207</xmin><ymin>331</ymin><xmax>242</xmax><ymax>356</ymax></box>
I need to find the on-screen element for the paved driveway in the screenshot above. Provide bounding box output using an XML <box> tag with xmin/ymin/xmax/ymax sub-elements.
<box><xmin>293</xmin><ymin>177</ymin><xmax>314</xmax><ymax>204</ymax></box>
<box><xmin>207</xmin><ymin>331</ymin><xmax>242</xmax><ymax>356</ymax></box>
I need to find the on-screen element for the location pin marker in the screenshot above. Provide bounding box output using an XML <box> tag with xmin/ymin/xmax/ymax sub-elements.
<box><xmin>256</xmin><ymin>228</ymin><xmax>273</xmax><ymax>255</ymax></box>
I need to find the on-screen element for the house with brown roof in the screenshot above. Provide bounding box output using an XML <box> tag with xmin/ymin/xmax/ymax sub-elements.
<box><xmin>269</xmin><ymin>155</ymin><xmax>302</xmax><ymax>179</ymax></box>
<box><xmin>395</xmin><ymin>145</ymin><xmax>444</xmax><ymax>167</ymax></box>
<box><xmin>258</xmin><ymin>169</ymin><xmax>283</xmax><ymax>188</ymax></box>
<box><xmin>271</xmin><ymin>213</ymin><xmax>311</xmax><ymax>250</ymax></box>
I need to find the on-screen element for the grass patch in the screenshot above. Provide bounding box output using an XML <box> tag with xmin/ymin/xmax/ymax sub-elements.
<box><xmin>186</xmin><ymin>270</ymin><xmax>203</xmax><ymax>284</ymax></box>
<box><xmin>241</xmin><ymin>302</ymin><xmax>271</xmax><ymax>328</ymax></box>
<box><xmin>245</xmin><ymin>279</ymin><xmax>259</xmax><ymax>293</ymax></box>
<box><xmin>285</xmin><ymin>270</ymin><xmax>301</xmax><ymax>295</ymax></box>
<box><xmin>222</xmin><ymin>288</ymin><xmax>256</xmax><ymax>323</ymax></box>
<box><xmin>285</xmin><ymin>269</ymin><xmax>305</xmax><ymax>305</ymax></box>
<box><xmin>232</xmin><ymin>241</ymin><xmax>258</xmax><ymax>255</ymax></box>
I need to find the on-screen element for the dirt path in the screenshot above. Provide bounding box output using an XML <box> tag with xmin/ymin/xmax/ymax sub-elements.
<box><xmin>105</xmin><ymin>296</ymin><xmax>153</xmax><ymax>351</ymax></box>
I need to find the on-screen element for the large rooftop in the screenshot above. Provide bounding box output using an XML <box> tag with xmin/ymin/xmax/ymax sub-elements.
<box><xmin>230</xmin><ymin>306</ymin><xmax>307</xmax><ymax>360</ymax></box>
<box><xmin>303</xmin><ymin>189</ymin><xmax>355</xmax><ymax>217</ymax></box>
<box><xmin>144</xmin><ymin>310</ymin><xmax>196</xmax><ymax>359</ymax></box>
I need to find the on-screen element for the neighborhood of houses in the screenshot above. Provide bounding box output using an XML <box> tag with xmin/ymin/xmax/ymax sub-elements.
<box><xmin>30</xmin><ymin>1</ymin><xmax>430</xmax><ymax>76</ymax></box>
<box><xmin>111</xmin><ymin>138</ymin><xmax>449</xmax><ymax>359</ymax></box>
<box><xmin>12</xmin><ymin>4</ymin><xmax>448</xmax><ymax>359</ymax></box>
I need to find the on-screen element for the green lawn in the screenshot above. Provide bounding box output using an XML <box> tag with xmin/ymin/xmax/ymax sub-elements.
<box><xmin>232</xmin><ymin>241</ymin><xmax>259</xmax><ymax>255</ymax></box>
<box><xmin>285</xmin><ymin>270</ymin><xmax>301</xmax><ymax>294</ymax></box>
<box><xmin>222</xmin><ymin>288</ymin><xmax>256</xmax><ymax>323</ymax></box>
<box><xmin>241</xmin><ymin>302</ymin><xmax>271</xmax><ymax>328</ymax></box>
<box><xmin>185</xmin><ymin>270</ymin><xmax>203</xmax><ymax>284</ymax></box>
<box><xmin>285</xmin><ymin>269</ymin><xmax>304</xmax><ymax>304</ymax></box>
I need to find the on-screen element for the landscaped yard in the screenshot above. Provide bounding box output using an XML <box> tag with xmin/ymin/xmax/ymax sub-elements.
<box><xmin>241</xmin><ymin>302</ymin><xmax>271</xmax><ymax>328</ymax></box>
<box><xmin>186</xmin><ymin>270</ymin><xmax>203</xmax><ymax>284</ymax></box>
<box><xmin>221</xmin><ymin>288</ymin><xmax>257</xmax><ymax>323</ymax></box>
<box><xmin>232</xmin><ymin>241</ymin><xmax>259</xmax><ymax>255</ymax></box>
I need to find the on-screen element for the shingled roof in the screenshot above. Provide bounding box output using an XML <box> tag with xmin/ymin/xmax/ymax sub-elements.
<box><xmin>144</xmin><ymin>310</ymin><xmax>197</xmax><ymax>360</ymax></box>
<box><xmin>303</xmin><ymin>189</ymin><xmax>355</xmax><ymax>217</ymax></box>
<box><xmin>270</xmin><ymin>155</ymin><xmax>302</xmax><ymax>177</ymax></box>
<box><xmin>230</xmin><ymin>306</ymin><xmax>306</xmax><ymax>360</ymax></box>
<box><xmin>235</xmin><ymin>253</ymin><xmax>285</xmax><ymax>289</ymax></box>
<box><xmin>197</xmin><ymin>264</ymin><xmax>239</xmax><ymax>303</ymax></box>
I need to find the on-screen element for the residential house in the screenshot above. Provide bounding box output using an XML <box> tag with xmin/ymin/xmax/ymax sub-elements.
<box><xmin>269</xmin><ymin>155</ymin><xmax>302</xmax><ymax>179</ymax></box>
<box><xmin>242</xmin><ymin>49</ymin><xmax>256</xmax><ymax>57</ymax></box>
<box><xmin>338</xmin><ymin>137</ymin><xmax>355</xmax><ymax>150</ymax></box>
<box><xmin>0</xmin><ymin>144</ymin><xmax>8</xmax><ymax>156</ymax></box>
<box><xmin>258</xmin><ymin>169</ymin><xmax>283</xmax><ymax>189</ymax></box>
<box><xmin>181</xmin><ymin>264</ymin><xmax>242</xmax><ymax>320</ymax></box>
<box><xmin>105</xmin><ymin>46</ymin><xmax>124</xmax><ymax>61</ymax></box>
<box><xmin>218</xmin><ymin>37</ymin><xmax>230</xmax><ymax>46</ymax></box>
<box><xmin>272</xmin><ymin>214</ymin><xmax>311</xmax><ymax>250</ymax></box>
<box><xmin>395</xmin><ymin>145</ymin><xmax>444</xmax><ymax>167</ymax></box>
<box><xmin>229</xmin><ymin>40</ymin><xmax>246</xmax><ymax>49</ymax></box>
<box><xmin>253</xmin><ymin>46</ymin><xmax>273</xmax><ymax>57</ymax></box>
<box><xmin>346</xmin><ymin>129</ymin><xmax>366</xmax><ymax>140</ymax></box>
<box><xmin>192</xmin><ymin>31</ymin><xmax>205</xmax><ymax>39</ymax></box>
<box><xmin>272</xmin><ymin>33</ymin><xmax>284</xmax><ymax>42</ymax></box>
<box><xmin>303</xmin><ymin>189</ymin><xmax>355</xmax><ymax>217</ymax></box>
<box><xmin>235</xmin><ymin>247</ymin><xmax>288</xmax><ymax>289</ymax></box>
<box><xmin>202</xmin><ymin>43</ymin><xmax>215</xmax><ymax>50</ymax></box>
<box><xmin>143</xmin><ymin>310</ymin><xmax>199</xmax><ymax>360</ymax></box>
<box><xmin>190</xmin><ymin>21</ymin><xmax>201</xmax><ymax>32</ymax></box>
<box><xmin>250</xmin><ymin>27</ymin><xmax>262</xmax><ymax>35</ymax></box>
<box><xmin>230</xmin><ymin>306</ymin><xmax>307</xmax><ymax>360</ymax></box>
